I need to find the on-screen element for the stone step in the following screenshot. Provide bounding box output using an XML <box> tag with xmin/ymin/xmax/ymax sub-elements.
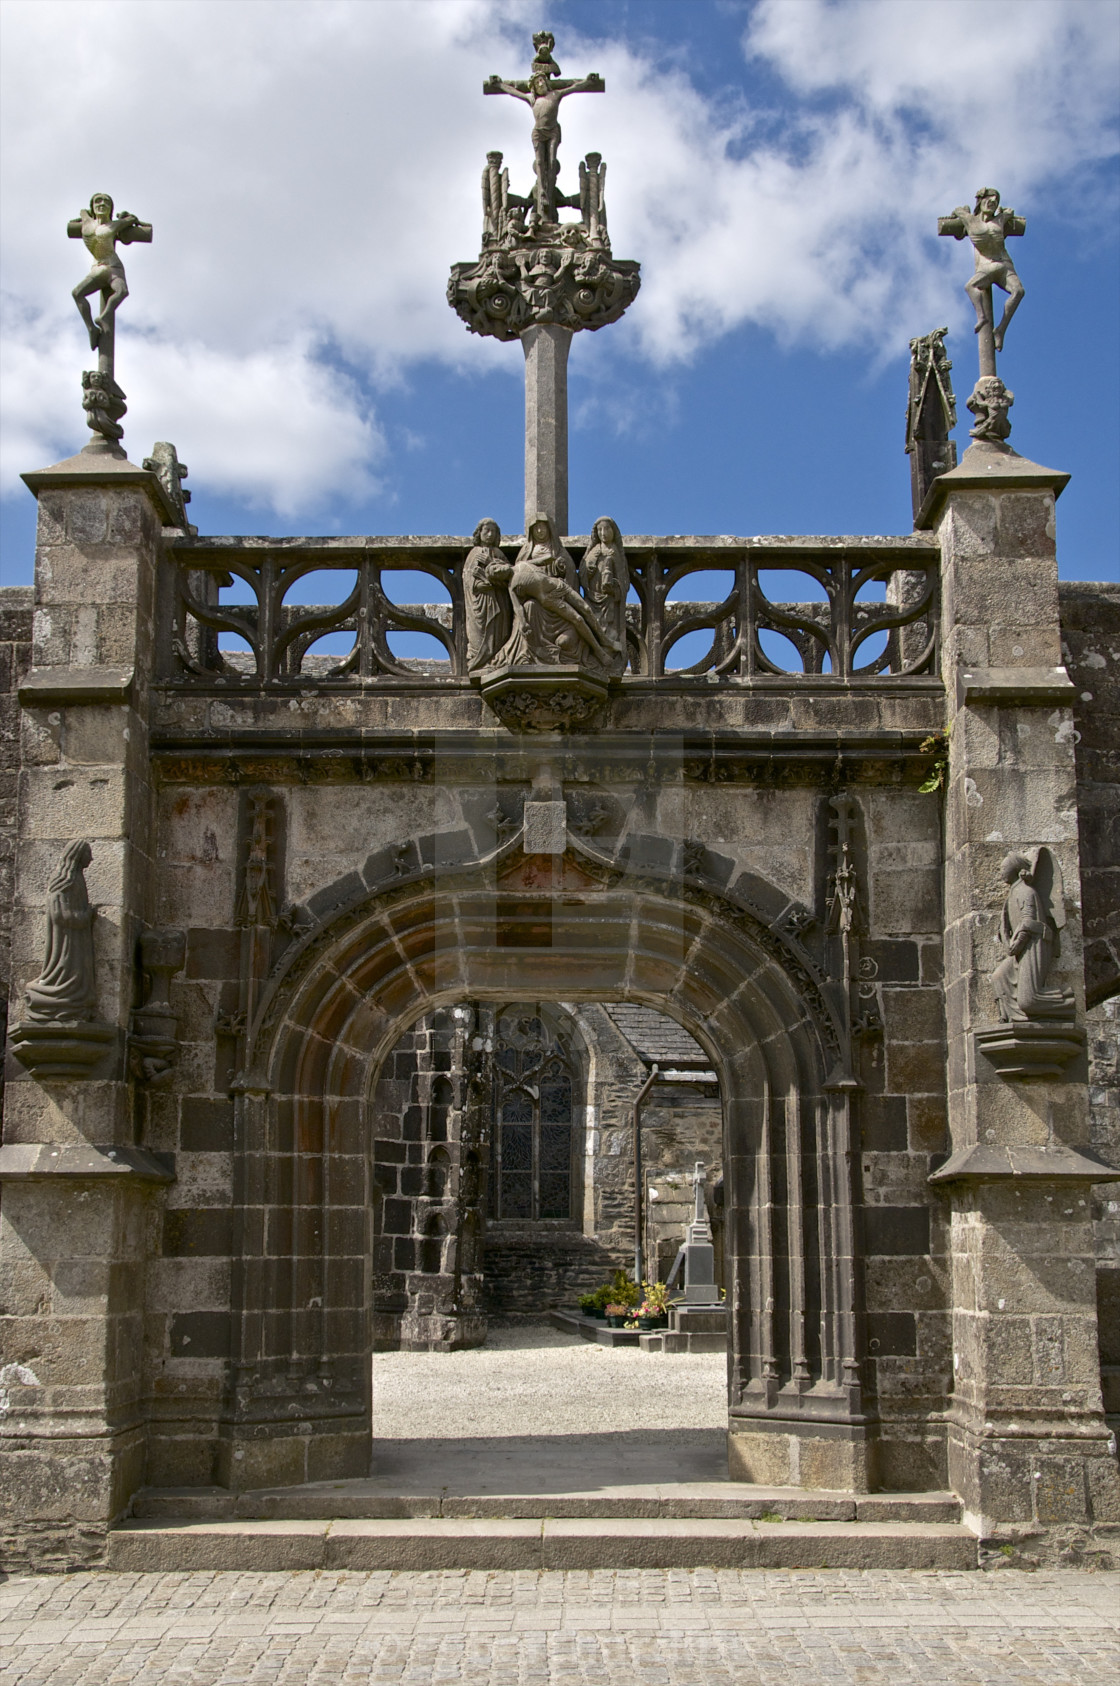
<box><xmin>130</xmin><ymin>1483</ymin><xmax>962</xmax><ymax>1524</ymax></box>
<box><xmin>548</xmin><ymin>1310</ymin><xmax>641</xmax><ymax>1346</ymax></box>
<box><xmin>109</xmin><ymin>1516</ymin><xmax>977</xmax><ymax>1572</ymax></box>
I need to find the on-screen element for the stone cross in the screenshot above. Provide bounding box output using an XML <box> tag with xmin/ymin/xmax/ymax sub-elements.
<box><xmin>484</xmin><ymin>30</ymin><xmax>604</xmax><ymax>227</ymax></box>
<box><xmin>690</xmin><ymin>1160</ymin><xmax>709</xmax><ymax>1233</ymax></box>
<box><xmin>938</xmin><ymin>189</ymin><xmax>1024</xmax><ymax>445</ymax></box>
<box><xmin>450</xmin><ymin>34</ymin><xmax>639</xmax><ymax>535</ymax></box>
<box><xmin>68</xmin><ymin>194</ymin><xmax>152</xmax><ymax>449</ymax></box>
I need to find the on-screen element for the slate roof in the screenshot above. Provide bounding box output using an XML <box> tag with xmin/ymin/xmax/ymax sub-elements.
<box><xmin>604</xmin><ymin>1005</ymin><xmax>712</xmax><ymax>1070</ymax></box>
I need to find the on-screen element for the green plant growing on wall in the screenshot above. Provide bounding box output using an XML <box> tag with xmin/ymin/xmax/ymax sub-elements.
<box><xmin>918</xmin><ymin>724</ymin><xmax>951</xmax><ymax>792</ymax></box>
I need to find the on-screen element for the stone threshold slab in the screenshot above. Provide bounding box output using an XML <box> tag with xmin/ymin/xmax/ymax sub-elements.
<box><xmin>109</xmin><ymin>1517</ymin><xmax>978</xmax><ymax>1573</ymax></box>
<box><xmin>131</xmin><ymin>1483</ymin><xmax>962</xmax><ymax>1525</ymax></box>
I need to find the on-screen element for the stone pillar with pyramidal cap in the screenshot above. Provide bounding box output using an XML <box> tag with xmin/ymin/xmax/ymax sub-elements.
<box><xmin>920</xmin><ymin>191</ymin><xmax>1120</xmax><ymax>1545</ymax></box>
<box><xmin>0</xmin><ymin>194</ymin><xmax>189</xmax><ymax>1567</ymax></box>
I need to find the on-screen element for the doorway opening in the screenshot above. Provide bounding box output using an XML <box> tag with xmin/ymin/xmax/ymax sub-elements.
<box><xmin>367</xmin><ymin>998</ymin><xmax>728</xmax><ymax>1482</ymax></box>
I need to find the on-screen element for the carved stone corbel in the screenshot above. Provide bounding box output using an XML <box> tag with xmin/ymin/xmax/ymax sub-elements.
<box><xmin>129</xmin><ymin>928</ymin><xmax>186</xmax><ymax>1083</ymax></box>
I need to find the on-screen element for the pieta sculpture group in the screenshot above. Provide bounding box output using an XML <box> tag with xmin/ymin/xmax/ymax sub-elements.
<box><xmin>464</xmin><ymin>513</ymin><xmax>629</xmax><ymax>676</ymax></box>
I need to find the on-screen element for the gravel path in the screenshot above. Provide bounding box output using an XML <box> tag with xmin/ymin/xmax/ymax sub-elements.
<box><xmin>371</xmin><ymin>1322</ymin><xmax>727</xmax><ymax>1440</ymax></box>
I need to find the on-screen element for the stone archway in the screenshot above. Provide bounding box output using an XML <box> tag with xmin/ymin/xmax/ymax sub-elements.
<box><xmin>216</xmin><ymin>837</ymin><xmax>867</xmax><ymax>1493</ymax></box>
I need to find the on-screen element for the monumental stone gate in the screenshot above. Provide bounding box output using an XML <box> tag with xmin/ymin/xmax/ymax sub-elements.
<box><xmin>1</xmin><ymin>39</ymin><xmax>1118</xmax><ymax>1571</ymax></box>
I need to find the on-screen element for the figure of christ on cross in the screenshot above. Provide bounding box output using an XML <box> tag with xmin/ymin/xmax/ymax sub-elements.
<box><xmin>485</xmin><ymin>56</ymin><xmax>604</xmax><ymax>225</ymax></box>
<box><xmin>938</xmin><ymin>188</ymin><xmax>1025</xmax><ymax>368</ymax></box>
<box><xmin>68</xmin><ymin>194</ymin><xmax>152</xmax><ymax>358</ymax></box>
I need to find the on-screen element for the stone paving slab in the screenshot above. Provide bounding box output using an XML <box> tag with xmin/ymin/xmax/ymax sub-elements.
<box><xmin>1</xmin><ymin>1568</ymin><xmax>1118</xmax><ymax>1684</ymax></box>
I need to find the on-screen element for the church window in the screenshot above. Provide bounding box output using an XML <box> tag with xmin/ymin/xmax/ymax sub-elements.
<box><xmin>489</xmin><ymin>1007</ymin><xmax>576</xmax><ymax>1221</ymax></box>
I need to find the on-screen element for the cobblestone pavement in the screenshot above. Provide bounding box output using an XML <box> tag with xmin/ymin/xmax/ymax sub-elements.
<box><xmin>2</xmin><ymin>1567</ymin><xmax>1118</xmax><ymax>1684</ymax></box>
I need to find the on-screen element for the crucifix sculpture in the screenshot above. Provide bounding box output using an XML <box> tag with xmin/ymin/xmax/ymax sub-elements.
<box><xmin>938</xmin><ymin>188</ymin><xmax>1025</xmax><ymax>444</ymax></box>
<box><xmin>68</xmin><ymin>193</ymin><xmax>152</xmax><ymax>449</ymax></box>
<box><xmin>448</xmin><ymin>33</ymin><xmax>640</xmax><ymax>536</ymax></box>
<box><xmin>484</xmin><ymin>31</ymin><xmax>604</xmax><ymax>227</ymax></box>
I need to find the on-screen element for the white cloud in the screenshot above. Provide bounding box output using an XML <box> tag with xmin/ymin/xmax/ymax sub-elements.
<box><xmin>0</xmin><ymin>306</ymin><xmax>384</xmax><ymax>510</ymax></box>
<box><xmin>1</xmin><ymin>0</ymin><xmax>1115</xmax><ymax>512</ymax></box>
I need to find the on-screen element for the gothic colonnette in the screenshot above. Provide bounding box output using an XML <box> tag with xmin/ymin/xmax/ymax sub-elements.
<box><xmin>1</xmin><ymin>33</ymin><xmax>1118</xmax><ymax>1573</ymax></box>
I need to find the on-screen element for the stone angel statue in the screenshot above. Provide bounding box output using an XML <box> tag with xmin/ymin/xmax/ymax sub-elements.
<box><xmin>990</xmin><ymin>848</ymin><xmax>1074</xmax><ymax>1022</ymax></box>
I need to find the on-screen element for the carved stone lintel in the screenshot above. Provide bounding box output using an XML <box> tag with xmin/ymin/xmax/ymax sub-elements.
<box><xmin>974</xmin><ymin>1021</ymin><xmax>1085</xmax><ymax>1080</ymax></box>
<box><xmin>477</xmin><ymin>664</ymin><xmax>609</xmax><ymax>732</ymax></box>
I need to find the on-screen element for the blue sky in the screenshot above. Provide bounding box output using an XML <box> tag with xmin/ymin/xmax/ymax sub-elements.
<box><xmin>1</xmin><ymin>0</ymin><xmax>1117</xmax><ymax>587</ymax></box>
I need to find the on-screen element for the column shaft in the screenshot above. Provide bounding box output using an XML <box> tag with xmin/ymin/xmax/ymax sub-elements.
<box><xmin>522</xmin><ymin>324</ymin><xmax>571</xmax><ymax>535</ymax></box>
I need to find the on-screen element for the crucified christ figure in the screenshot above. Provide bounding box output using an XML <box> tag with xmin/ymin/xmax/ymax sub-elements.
<box><xmin>68</xmin><ymin>193</ymin><xmax>152</xmax><ymax>354</ymax></box>
<box><xmin>938</xmin><ymin>187</ymin><xmax>1025</xmax><ymax>358</ymax></box>
<box><xmin>485</xmin><ymin>37</ymin><xmax>603</xmax><ymax>225</ymax></box>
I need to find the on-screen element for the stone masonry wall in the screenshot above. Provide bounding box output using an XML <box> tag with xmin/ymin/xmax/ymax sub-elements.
<box><xmin>1059</xmin><ymin>584</ymin><xmax>1120</xmax><ymax>1444</ymax></box>
<box><xmin>0</xmin><ymin>588</ymin><xmax>33</xmax><ymax>1112</ymax></box>
<box><xmin>1060</xmin><ymin>582</ymin><xmax>1120</xmax><ymax>1007</ymax></box>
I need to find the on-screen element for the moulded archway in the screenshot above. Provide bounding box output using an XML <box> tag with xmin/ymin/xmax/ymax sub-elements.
<box><xmin>215</xmin><ymin>838</ymin><xmax>867</xmax><ymax>1493</ymax></box>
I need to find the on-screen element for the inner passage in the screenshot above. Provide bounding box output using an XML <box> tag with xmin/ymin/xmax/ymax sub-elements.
<box><xmin>367</xmin><ymin>1000</ymin><xmax>728</xmax><ymax>1484</ymax></box>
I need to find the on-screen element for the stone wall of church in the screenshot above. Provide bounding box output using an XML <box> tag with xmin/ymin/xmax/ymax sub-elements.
<box><xmin>1059</xmin><ymin>583</ymin><xmax>1120</xmax><ymax>1442</ymax></box>
<box><xmin>0</xmin><ymin>588</ymin><xmax>32</xmax><ymax>1112</ymax></box>
<box><xmin>1060</xmin><ymin>582</ymin><xmax>1120</xmax><ymax>1008</ymax></box>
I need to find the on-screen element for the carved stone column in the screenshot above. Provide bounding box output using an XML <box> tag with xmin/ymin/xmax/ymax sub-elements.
<box><xmin>0</xmin><ymin>444</ymin><xmax>180</xmax><ymax>1567</ymax></box>
<box><xmin>522</xmin><ymin>324</ymin><xmax>571</xmax><ymax>534</ymax></box>
<box><xmin>919</xmin><ymin>440</ymin><xmax>1120</xmax><ymax>1551</ymax></box>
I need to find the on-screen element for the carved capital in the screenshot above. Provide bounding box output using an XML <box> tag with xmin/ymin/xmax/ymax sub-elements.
<box><xmin>448</xmin><ymin>241</ymin><xmax>640</xmax><ymax>343</ymax></box>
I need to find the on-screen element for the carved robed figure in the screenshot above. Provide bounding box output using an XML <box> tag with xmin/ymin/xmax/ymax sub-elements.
<box><xmin>464</xmin><ymin>518</ymin><xmax>513</xmax><ymax>671</ymax></box>
<box><xmin>580</xmin><ymin>517</ymin><xmax>630</xmax><ymax>668</ymax></box>
<box><xmin>990</xmin><ymin>849</ymin><xmax>1074</xmax><ymax>1022</ymax></box>
<box><xmin>24</xmin><ymin>841</ymin><xmax>97</xmax><ymax>1023</ymax></box>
